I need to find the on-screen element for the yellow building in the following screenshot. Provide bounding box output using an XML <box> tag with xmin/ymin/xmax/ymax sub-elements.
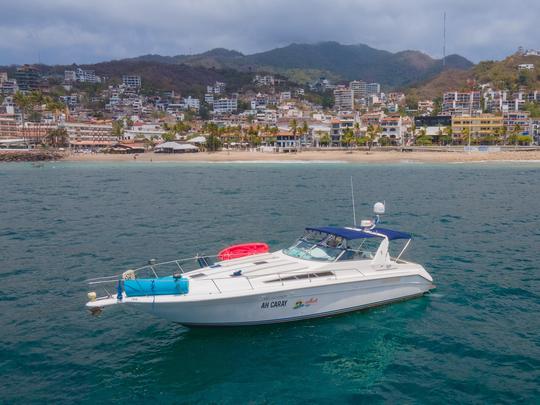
<box><xmin>451</xmin><ymin>114</ymin><xmax>504</xmax><ymax>140</ymax></box>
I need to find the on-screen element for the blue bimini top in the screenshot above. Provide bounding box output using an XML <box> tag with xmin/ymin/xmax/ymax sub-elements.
<box><xmin>305</xmin><ymin>226</ymin><xmax>412</xmax><ymax>241</ymax></box>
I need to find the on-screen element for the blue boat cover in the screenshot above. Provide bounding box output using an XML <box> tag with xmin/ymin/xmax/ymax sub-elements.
<box><xmin>305</xmin><ymin>226</ymin><xmax>411</xmax><ymax>240</ymax></box>
<box><xmin>124</xmin><ymin>276</ymin><xmax>189</xmax><ymax>297</ymax></box>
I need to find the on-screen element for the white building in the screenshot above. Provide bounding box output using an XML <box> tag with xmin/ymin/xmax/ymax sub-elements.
<box><xmin>367</xmin><ymin>83</ymin><xmax>381</xmax><ymax>96</ymax></box>
<box><xmin>349</xmin><ymin>80</ymin><xmax>367</xmax><ymax>99</ymax></box>
<box><xmin>379</xmin><ymin>116</ymin><xmax>407</xmax><ymax>145</ymax></box>
<box><xmin>253</xmin><ymin>75</ymin><xmax>275</xmax><ymax>86</ymax></box>
<box><xmin>183</xmin><ymin>96</ymin><xmax>200</xmax><ymax>111</ymax></box>
<box><xmin>334</xmin><ymin>86</ymin><xmax>354</xmax><ymax>111</ymax></box>
<box><xmin>204</xmin><ymin>94</ymin><xmax>214</xmax><ymax>104</ymax></box>
<box><xmin>518</xmin><ymin>64</ymin><xmax>535</xmax><ymax>70</ymax></box>
<box><xmin>280</xmin><ymin>91</ymin><xmax>292</xmax><ymax>102</ymax></box>
<box><xmin>124</xmin><ymin>124</ymin><xmax>165</xmax><ymax>140</ymax></box>
<box><xmin>213</xmin><ymin>97</ymin><xmax>238</xmax><ymax>114</ymax></box>
<box><xmin>207</xmin><ymin>81</ymin><xmax>226</xmax><ymax>94</ymax></box>
<box><xmin>122</xmin><ymin>75</ymin><xmax>141</xmax><ymax>88</ymax></box>
<box><xmin>64</xmin><ymin>70</ymin><xmax>77</xmax><ymax>82</ymax></box>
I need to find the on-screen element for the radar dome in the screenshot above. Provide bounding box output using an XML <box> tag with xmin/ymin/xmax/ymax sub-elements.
<box><xmin>373</xmin><ymin>202</ymin><xmax>385</xmax><ymax>215</ymax></box>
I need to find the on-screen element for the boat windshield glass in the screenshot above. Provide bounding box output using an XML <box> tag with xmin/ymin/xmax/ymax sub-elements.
<box><xmin>283</xmin><ymin>230</ymin><xmax>380</xmax><ymax>262</ymax></box>
<box><xmin>283</xmin><ymin>231</ymin><xmax>347</xmax><ymax>262</ymax></box>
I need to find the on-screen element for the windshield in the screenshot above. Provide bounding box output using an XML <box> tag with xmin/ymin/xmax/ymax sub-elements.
<box><xmin>283</xmin><ymin>230</ymin><xmax>379</xmax><ymax>262</ymax></box>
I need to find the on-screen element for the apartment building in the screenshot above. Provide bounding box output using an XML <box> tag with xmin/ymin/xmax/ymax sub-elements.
<box><xmin>531</xmin><ymin>119</ymin><xmax>540</xmax><ymax>144</ymax></box>
<box><xmin>0</xmin><ymin>72</ymin><xmax>7</xmax><ymax>84</ymax></box>
<box><xmin>253</xmin><ymin>75</ymin><xmax>275</xmax><ymax>86</ymax></box>
<box><xmin>349</xmin><ymin>80</ymin><xmax>367</xmax><ymax>99</ymax></box>
<box><xmin>183</xmin><ymin>96</ymin><xmax>200</xmax><ymax>111</ymax></box>
<box><xmin>379</xmin><ymin>116</ymin><xmax>407</xmax><ymax>145</ymax></box>
<box><xmin>451</xmin><ymin>114</ymin><xmax>504</xmax><ymax>140</ymax></box>
<box><xmin>330</xmin><ymin>115</ymin><xmax>355</xmax><ymax>146</ymax></box>
<box><xmin>213</xmin><ymin>97</ymin><xmax>238</xmax><ymax>114</ymax></box>
<box><xmin>367</xmin><ymin>83</ymin><xmax>381</xmax><ymax>96</ymax></box>
<box><xmin>333</xmin><ymin>86</ymin><xmax>354</xmax><ymax>111</ymax></box>
<box><xmin>63</xmin><ymin>122</ymin><xmax>114</xmax><ymax>142</ymax></box>
<box><xmin>15</xmin><ymin>65</ymin><xmax>41</xmax><ymax>91</ymax></box>
<box><xmin>0</xmin><ymin>114</ymin><xmax>18</xmax><ymax>139</ymax></box>
<box><xmin>207</xmin><ymin>81</ymin><xmax>226</xmax><ymax>94</ymax></box>
<box><xmin>64</xmin><ymin>68</ymin><xmax>100</xmax><ymax>84</ymax></box>
<box><xmin>0</xmin><ymin>79</ymin><xmax>18</xmax><ymax>95</ymax></box>
<box><xmin>122</xmin><ymin>75</ymin><xmax>141</xmax><ymax>88</ymax></box>
<box><xmin>504</xmin><ymin>111</ymin><xmax>531</xmax><ymax>135</ymax></box>
<box><xmin>442</xmin><ymin>91</ymin><xmax>481</xmax><ymax>116</ymax></box>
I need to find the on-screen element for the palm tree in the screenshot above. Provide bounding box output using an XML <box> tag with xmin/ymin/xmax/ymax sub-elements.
<box><xmin>13</xmin><ymin>92</ymin><xmax>32</xmax><ymax>144</ymax></box>
<box><xmin>510</xmin><ymin>124</ymin><xmax>522</xmax><ymax>146</ymax></box>
<box><xmin>289</xmin><ymin>119</ymin><xmax>298</xmax><ymax>136</ymax></box>
<box><xmin>45</xmin><ymin>128</ymin><xmax>69</xmax><ymax>148</ymax></box>
<box><xmin>461</xmin><ymin>127</ymin><xmax>471</xmax><ymax>146</ymax></box>
<box><xmin>443</xmin><ymin>126</ymin><xmax>453</xmax><ymax>145</ymax></box>
<box><xmin>342</xmin><ymin>128</ymin><xmax>354</xmax><ymax>149</ymax></box>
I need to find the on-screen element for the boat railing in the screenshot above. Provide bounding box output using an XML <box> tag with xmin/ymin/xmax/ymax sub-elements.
<box><xmin>86</xmin><ymin>255</ymin><xmax>387</xmax><ymax>296</ymax></box>
<box><xmin>86</xmin><ymin>254</ymin><xmax>219</xmax><ymax>286</ymax></box>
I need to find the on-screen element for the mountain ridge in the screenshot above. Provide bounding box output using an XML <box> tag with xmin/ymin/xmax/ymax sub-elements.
<box><xmin>123</xmin><ymin>41</ymin><xmax>473</xmax><ymax>88</ymax></box>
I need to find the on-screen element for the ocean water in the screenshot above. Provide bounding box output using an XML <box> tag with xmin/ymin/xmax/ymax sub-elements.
<box><xmin>0</xmin><ymin>162</ymin><xmax>539</xmax><ymax>404</ymax></box>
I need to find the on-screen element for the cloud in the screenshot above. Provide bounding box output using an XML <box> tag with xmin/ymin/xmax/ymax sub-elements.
<box><xmin>0</xmin><ymin>0</ymin><xmax>539</xmax><ymax>65</ymax></box>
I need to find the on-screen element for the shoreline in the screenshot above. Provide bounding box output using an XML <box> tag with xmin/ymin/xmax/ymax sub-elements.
<box><xmin>61</xmin><ymin>150</ymin><xmax>540</xmax><ymax>164</ymax></box>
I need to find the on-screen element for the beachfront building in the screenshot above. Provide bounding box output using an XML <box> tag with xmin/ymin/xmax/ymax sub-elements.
<box><xmin>0</xmin><ymin>114</ymin><xmax>18</xmax><ymax>139</ymax></box>
<box><xmin>330</xmin><ymin>115</ymin><xmax>355</xmax><ymax>146</ymax></box>
<box><xmin>451</xmin><ymin>114</ymin><xmax>504</xmax><ymax>143</ymax></box>
<box><xmin>379</xmin><ymin>116</ymin><xmax>407</xmax><ymax>145</ymax></box>
<box><xmin>334</xmin><ymin>86</ymin><xmax>354</xmax><ymax>111</ymax></box>
<box><xmin>63</xmin><ymin>121</ymin><xmax>114</xmax><ymax>150</ymax></box>
<box><xmin>275</xmin><ymin>130</ymin><xmax>299</xmax><ymax>152</ymax></box>
<box><xmin>442</xmin><ymin>91</ymin><xmax>481</xmax><ymax>116</ymax></box>
<box><xmin>123</xmin><ymin>123</ymin><xmax>165</xmax><ymax>140</ymax></box>
<box><xmin>503</xmin><ymin>111</ymin><xmax>531</xmax><ymax>135</ymax></box>
<box><xmin>531</xmin><ymin>119</ymin><xmax>540</xmax><ymax>145</ymax></box>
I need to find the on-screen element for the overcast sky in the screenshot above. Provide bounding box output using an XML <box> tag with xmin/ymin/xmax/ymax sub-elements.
<box><xmin>1</xmin><ymin>0</ymin><xmax>538</xmax><ymax>65</ymax></box>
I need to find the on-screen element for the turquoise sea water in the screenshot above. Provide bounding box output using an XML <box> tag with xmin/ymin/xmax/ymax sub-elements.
<box><xmin>0</xmin><ymin>162</ymin><xmax>539</xmax><ymax>404</ymax></box>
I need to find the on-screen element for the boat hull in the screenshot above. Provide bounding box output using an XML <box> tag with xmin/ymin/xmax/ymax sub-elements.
<box><xmin>127</xmin><ymin>275</ymin><xmax>434</xmax><ymax>326</ymax></box>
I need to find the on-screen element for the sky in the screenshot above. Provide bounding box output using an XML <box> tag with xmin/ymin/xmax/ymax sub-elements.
<box><xmin>1</xmin><ymin>0</ymin><xmax>539</xmax><ymax>66</ymax></box>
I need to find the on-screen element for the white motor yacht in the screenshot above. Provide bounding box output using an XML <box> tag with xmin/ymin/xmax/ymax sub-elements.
<box><xmin>86</xmin><ymin>203</ymin><xmax>435</xmax><ymax>326</ymax></box>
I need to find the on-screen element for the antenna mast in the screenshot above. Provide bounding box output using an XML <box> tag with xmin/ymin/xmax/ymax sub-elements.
<box><xmin>350</xmin><ymin>177</ymin><xmax>357</xmax><ymax>227</ymax></box>
<box><xmin>443</xmin><ymin>11</ymin><xmax>446</xmax><ymax>67</ymax></box>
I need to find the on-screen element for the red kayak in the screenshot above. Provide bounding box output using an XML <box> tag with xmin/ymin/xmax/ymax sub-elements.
<box><xmin>218</xmin><ymin>242</ymin><xmax>270</xmax><ymax>261</ymax></box>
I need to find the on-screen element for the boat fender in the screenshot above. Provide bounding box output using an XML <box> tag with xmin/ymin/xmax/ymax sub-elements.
<box><xmin>117</xmin><ymin>280</ymin><xmax>123</xmax><ymax>300</ymax></box>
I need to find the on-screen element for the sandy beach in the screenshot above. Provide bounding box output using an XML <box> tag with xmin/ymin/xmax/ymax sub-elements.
<box><xmin>63</xmin><ymin>149</ymin><xmax>540</xmax><ymax>164</ymax></box>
